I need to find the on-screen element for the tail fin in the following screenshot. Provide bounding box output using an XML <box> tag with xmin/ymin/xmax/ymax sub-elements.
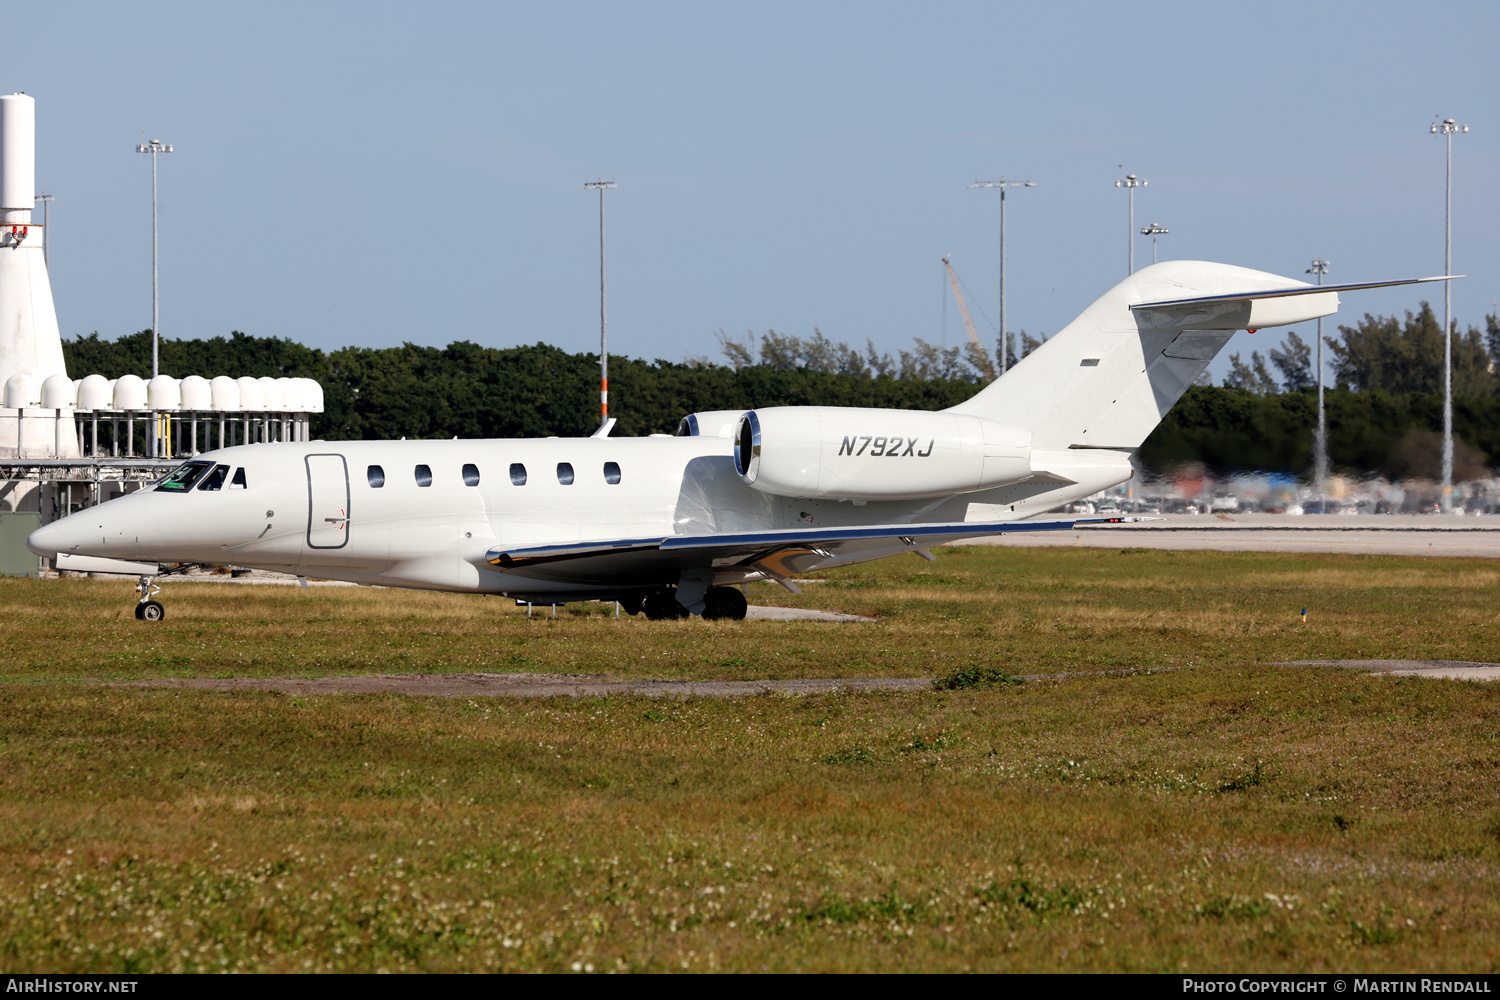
<box><xmin>948</xmin><ymin>261</ymin><xmax>1450</xmax><ymax>452</ymax></box>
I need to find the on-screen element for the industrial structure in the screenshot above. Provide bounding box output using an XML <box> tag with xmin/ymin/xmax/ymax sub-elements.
<box><xmin>0</xmin><ymin>93</ymin><xmax>324</xmax><ymax>576</ymax></box>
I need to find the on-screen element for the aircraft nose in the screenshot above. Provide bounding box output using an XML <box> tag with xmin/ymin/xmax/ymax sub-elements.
<box><xmin>26</xmin><ymin>520</ymin><xmax>63</xmax><ymax>559</ymax></box>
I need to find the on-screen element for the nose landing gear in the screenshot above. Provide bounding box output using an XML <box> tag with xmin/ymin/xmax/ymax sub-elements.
<box><xmin>134</xmin><ymin>575</ymin><xmax>165</xmax><ymax>622</ymax></box>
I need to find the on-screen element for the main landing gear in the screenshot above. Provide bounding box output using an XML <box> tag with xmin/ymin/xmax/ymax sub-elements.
<box><xmin>134</xmin><ymin>575</ymin><xmax>165</xmax><ymax>622</ymax></box>
<box><xmin>702</xmin><ymin>586</ymin><xmax>748</xmax><ymax>621</ymax></box>
<box><xmin>626</xmin><ymin>586</ymin><xmax>748</xmax><ymax>621</ymax></box>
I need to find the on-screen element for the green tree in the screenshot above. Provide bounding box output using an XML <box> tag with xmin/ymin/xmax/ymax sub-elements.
<box><xmin>1268</xmin><ymin>331</ymin><xmax>1312</xmax><ymax>391</ymax></box>
<box><xmin>1326</xmin><ymin>302</ymin><xmax>1493</xmax><ymax>396</ymax></box>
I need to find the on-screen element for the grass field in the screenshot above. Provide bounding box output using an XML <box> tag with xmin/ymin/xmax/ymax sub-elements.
<box><xmin>0</xmin><ymin>548</ymin><xmax>1497</xmax><ymax>972</ymax></box>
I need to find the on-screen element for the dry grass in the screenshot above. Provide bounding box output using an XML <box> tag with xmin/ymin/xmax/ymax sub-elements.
<box><xmin>0</xmin><ymin>548</ymin><xmax>1498</xmax><ymax>972</ymax></box>
<box><xmin>4</xmin><ymin>548</ymin><xmax>1500</xmax><ymax>683</ymax></box>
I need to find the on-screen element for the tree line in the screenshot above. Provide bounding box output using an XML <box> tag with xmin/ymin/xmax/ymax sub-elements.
<box><xmin>61</xmin><ymin>302</ymin><xmax>1500</xmax><ymax>478</ymax></box>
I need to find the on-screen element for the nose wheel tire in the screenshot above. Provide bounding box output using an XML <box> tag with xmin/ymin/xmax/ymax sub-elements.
<box><xmin>702</xmin><ymin>586</ymin><xmax>748</xmax><ymax>621</ymax></box>
<box><xmin>135</xmin><ymin>600</ymin><xmax>165</xmax><ymax>622</ymax></box>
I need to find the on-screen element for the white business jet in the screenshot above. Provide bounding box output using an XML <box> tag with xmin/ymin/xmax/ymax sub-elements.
<box><xmin>27</xmin><ymin>262</ymin><xmax>1448</xmax><ymax>622</ymax></box>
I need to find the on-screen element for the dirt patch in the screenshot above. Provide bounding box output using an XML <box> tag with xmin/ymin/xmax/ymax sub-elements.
<box><xmin>1281</xmin><ymin>659</ymin><xmax>1500</xmax><ymax>681</ymax></box>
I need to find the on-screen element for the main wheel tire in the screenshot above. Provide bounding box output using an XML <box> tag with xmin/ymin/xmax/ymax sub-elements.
<box><xmin>702</xmin><ymin>586</ymin><xmax>748</xmax><ymax>621</ymax></box>
<box><xmin>133</xmin><ymin>603</ymin><xmax>145</xmax><ymax>620</ymax></box>
<box><xmin>618</xmin><ymin>595</ymin><xmax>644</xmax><ymax>616</ymax></box>
<box><xmin>642</xmin><ymin>591</ymin><xmax>677</xmax><ymax>621</ymax></box>
<box><xmin>139</xmin><ymin>600</ymin><xmax>165</xmax><ymax>622</ymax></box>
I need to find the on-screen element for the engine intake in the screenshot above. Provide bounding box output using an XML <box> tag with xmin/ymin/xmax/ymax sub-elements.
<box><xmin>734</xmin><ymin>406</ymin><xmax>1031</xmax><ymax>500</ymax></box>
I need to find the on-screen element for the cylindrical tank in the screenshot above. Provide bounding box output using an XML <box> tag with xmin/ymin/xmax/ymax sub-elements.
<box><xmin>40</xmin><ymin>374</ymin><xmax>72</xmax><ymax>409</ymax></box>
<box><xmin>209</xmin><ymin>376</ymin><xmax>240</xmax><ymax>411</ymax></box>
<box><xmin>300</xmin><ymin>378</ymin><xmax>325</xmax><ymax>414</ymax></box>
<box><xmin>3</xmin><ymin>372</ymin><xmax>38</xmax><ymax>408</ymax></box>
<box><xmin>277</xmin><ymin>376</ymin><xmax>300</xmax><ymax>412</ymax></box>
<box><xmin>179</xmin><ymin>375</ymin><xmax>211</xmax><ymax>410</ymax></box>
<box><xmin>235</xmin><ymin>376</ymin><xmax>263</xmax><ymax>411</ymax></box>
<box><xmin>113</xmin><ymin>374</ymin><xmax>147</xmax><ymax>411</ymax></box>
<box><xmin>256</xmin><ymin>375</ymin><xmax>282</xmax><ymax>411</ymax></box>
<box><xmin>0</xmin><ymin>94</ymin><xmax>35</xmax><ymax>222</ymax></box>
<box><xmin>147</xmin><ymin>374</ymin><xmax>181</xmax><ymax>411</ymax></box>
<box><xmin>77</xmin><ymin>373</ymin><xmax>111</xmax><ymax>410</ymax></box>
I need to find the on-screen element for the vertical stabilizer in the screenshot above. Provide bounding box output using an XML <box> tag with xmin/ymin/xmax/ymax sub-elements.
<box><xmin>0</xmin><ymin>93</ymin><xmax>76</xmax><ymax>458</ymax></box>
<box><xmin>946</xmin><ymin>261</ymin><xmax>1333</xmax><ymax>453</ymax></box>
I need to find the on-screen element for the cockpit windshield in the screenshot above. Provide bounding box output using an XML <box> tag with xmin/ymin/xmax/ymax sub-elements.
<box><xmin>155</xmin><ymin>461</ymin><xmax>213</xmax><ymax>493</ymax></box>
<box><xmin>198</xmin><ymin>465</ymin><xmax>230</xmax><ymax>492</ymax></box>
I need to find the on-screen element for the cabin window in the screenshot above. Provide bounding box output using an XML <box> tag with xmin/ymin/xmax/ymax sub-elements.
<box><xmin>509</xmin><ymin>463</ymin><xmax>527</xmax><ymax>486</ymax></box>
<box><xmin>415</xmin><ymin>464</ymin><xmax>433</xmax><ymax>487</ymax></box>
<box><xmin>367</xmin><ymin>464</ymin><xmax>385</xmax><ymax>488</ymax></box>
<box><xmin>604</xmin><ymin>461</ymin><xmax>621</xmax><ymax>485</ymax></box>
<box><xmin>462</xmin><ymin>463</ymin><xmax>480</xmax><ymax>487</ymax></box>
<box><xmin>155</xmin><ymin>461</ymin><xmax>212</xmax><ymax>493</ymax></box>
<box><xmin>230</xmin><ymin>468</ymin><xmax>247</xmax><ymax>489</ymax></box>
<box><xmin>556</xmin><ymin>462</ymin><xmax>574</xmax><ymax>485</ymax></box>
<box><xmin>197</xmin><ymin>464</ymin><xmax>230</xmax><ymax>492</ymax></box>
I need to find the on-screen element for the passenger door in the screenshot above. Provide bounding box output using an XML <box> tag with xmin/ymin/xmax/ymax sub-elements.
<box><xmin>305</xmin><ymin>454</ymin><xmax>350</xmax><ymax>550</ymax></box>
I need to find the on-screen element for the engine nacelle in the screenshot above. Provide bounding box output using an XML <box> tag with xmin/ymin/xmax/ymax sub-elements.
<box><xmin>734</xmin><ymin>406</ymin><xmax>1032</xmax><ymax>500</ymax></box>
<box><xmin>676</xmin><ymin>410</ymin><xmax>745</xmax><ymax>438</ymax></box>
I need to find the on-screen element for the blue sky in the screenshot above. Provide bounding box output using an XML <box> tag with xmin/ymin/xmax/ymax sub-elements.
<box><xmin>5</xmin><ymin>1</ymin><xmax>1496</xmax><ymax>383</ymax></box>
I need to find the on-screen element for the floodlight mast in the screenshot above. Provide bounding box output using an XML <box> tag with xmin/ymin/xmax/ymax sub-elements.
<box><xmin>1307</xmin><ymin>258</ymin><xmax>1330</xmax><ymax>496</ymax></box>
<box><xmin>1430</xmin><ymin>116</ymin><xmax>1467</xmax><ymax>511</ymax></box>
<box><xmin>135</xmin><ymin>139</ymin><xmax>172</xmax><ymax>381</ymax></box>
<box><xmin>1141</xmin><ymin>222</ymin><xmax>1168</xmax><ymax>265</ymax></box>
<box><xmin>34</xmin><ymin>192</ymin><xmax>51</xmax><ymax>270</ymax></box>
<box><xmin>967</xmin><ymin>177</ymin><xmax>1036</xmax><ymax>375</ymax></box>
<box><xmin>582</xmin><ymin>179</ymin><xmax>616</xmax><ymax>428</ymax></box>
<box><xmin>1115</xmin><ymin>171</ymin><xmax>1146</xmax><ymax>274</ymax></box>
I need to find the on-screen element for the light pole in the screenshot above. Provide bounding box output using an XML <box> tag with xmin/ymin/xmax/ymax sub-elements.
<box><xmin>967</xmin><ymin>177</ymin><xmax>1036</xmax><ymax>375</ymax></box>
<box><xmin>1141</xmin><ymin>222</ymin><xmax>1168</xmax><ymax>265</ymax></box>
<box><xmin>1430</xmin><ymin>117</ymin><xmax>1467</xmax><ymax>511</ymax></box>
<box><xmin>581</xmin><ymin>180</ymin><xmax>616</xmax><ymax>429</ymax></box>
<box><xmin>34</xmin><ymin>192</ymin><xmax>51</xmax><ymax>270</ymax></box>
<box><xmin>1115</xmin><ymin>170</ymin><xmax>1147</xmax><ymax>274</ymax></box>
<box><xmin>1307</xmin><ymin>258</ymin><xmax>1330</xmax><ymax>496</ymax></box>
<box><xmin>136</xmin><ymin>139</ymin><xmax>173</xmax><ymax>380</ymax></box>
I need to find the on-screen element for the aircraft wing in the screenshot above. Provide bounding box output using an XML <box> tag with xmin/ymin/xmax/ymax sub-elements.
<box><xmin>486</xmin><ymin>516</ymin><xmax>1131</xmax><ymax>587</ymax></box>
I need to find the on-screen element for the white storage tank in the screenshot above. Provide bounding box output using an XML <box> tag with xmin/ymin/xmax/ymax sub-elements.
<box><xmin>77</xmin><ymin>374</ymin><xmax>111</xmax><ymax>410</ymax></box>
<box><xmin>300</xmin><ymin>378</ymin><xmax>325</xmax><ymax>413</ymax></box>
<box><xmin>277</xmin><ymin>376</ymin><xmax>300</xmax><ymax>412</ymax></box>
<box><xmin>4</xmin><ymin>372</ymin><xmax>38</xmax><ymax>408</ymax></box>
<box><xmin>40</xmin><ymin>374</ymin><xmax>72</xmax><ymax>409</ymax></box>
<box><xmin>179</xmin><ymin>375</ymin><xmax>211</xmax><ymax>410</ymax></box>
<box><xmin>147</xmin><ymin>374</ymin><xmax>181</xmax><ymax>411</ymax></box>
<box><xmin>113</xmin><ymin>375</ymin><xmax>147</xmax><ymax>411</ymax></box>
<box><xmin>235</xmin><ymin>376</ymin><xmax>263</xmax><ymax>411</ymax></box>
<box><xmin>257</xmin><ymin>375</ymin><xmax>282</xmax><ymax>411</ymax></box>
<box><xmin>209</xmin><ymin>376</ymin><xmax>240</xmax><ymax>411</ymax></box>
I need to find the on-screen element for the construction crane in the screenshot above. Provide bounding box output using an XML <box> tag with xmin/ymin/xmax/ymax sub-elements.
<box><xmin>942</xmin><ymin>256</ymin><xmax>996</xmax><ymax>381</ymax></box>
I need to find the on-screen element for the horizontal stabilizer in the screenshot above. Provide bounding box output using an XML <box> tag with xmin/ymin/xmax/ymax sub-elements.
<box><xmin>1129</xmin><ymin>275</ymin><xmax>1460</xmax><ymax>332</ymax></box>
<box><xmin>1132</xmin><ymin>275</ymin><xmax>1460</xmax><ymax>312</ymax></box>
